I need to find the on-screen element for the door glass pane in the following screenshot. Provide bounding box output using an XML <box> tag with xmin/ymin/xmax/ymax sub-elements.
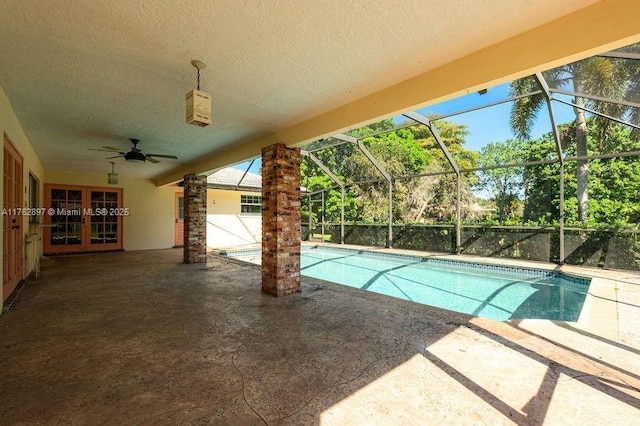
<box><xmin>52</xmin><ymin>189</ymin><xmax>65</xmax><ymax>200</ymax></box>
<box><xmin>67</xmin><ymin>223</ymin><xmax>82</xmax><ymax>245</ymax></box>
<box><xmin>89</xmin><ymin>190</ymin><xmax>119</xmax><ymax>246</ymax></box>
<box><xmin>68</xmin><ymin>190</ymin><xmax>82</xmax><ymax>201</ymax></box>
<box><xmin>49</xmin><ymin>188</ymin><xmax>83</xmax><ymax>246</ymax></box>
<box><xmin>178</xmin><ymin>197</ymin><xmax>184</xmax><ymax>220</ymax></box>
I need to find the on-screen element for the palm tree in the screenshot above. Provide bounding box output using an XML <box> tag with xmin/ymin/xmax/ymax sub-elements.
<box><xmin>509</xmin><ymin>45</ymin><xmax>640</xmax><ymax>223</ymax></box>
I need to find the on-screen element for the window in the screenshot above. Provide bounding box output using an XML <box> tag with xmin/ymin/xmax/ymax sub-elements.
<box><xmin>28</xmin><ymin>172</ymin><xmax>39</xmax><ymax>224</ymax></box>
<box><xmin>178</xmin><ymin>196</ymin><xmax>184</xmax><ymax>220</ymax></box>
<box><xmin>241</xmin><ymin>194</ymin><xmax>262</xmax><ymax>213</ymax></box>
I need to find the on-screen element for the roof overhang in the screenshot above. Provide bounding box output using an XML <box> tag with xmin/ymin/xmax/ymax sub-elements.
<box><xmin>155</xmin><ymin>0</ymin><xmax>640</xmax><ymax>186</ymax></box>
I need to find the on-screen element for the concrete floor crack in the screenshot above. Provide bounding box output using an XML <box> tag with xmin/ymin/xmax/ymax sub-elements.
<box><xmin>231</xmin><ymin>340</ymin><xmax>268</xmax><ymax>425</ymax></box>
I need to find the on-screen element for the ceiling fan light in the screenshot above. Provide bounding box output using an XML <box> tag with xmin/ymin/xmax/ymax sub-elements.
<box><xmin>124</xmin><ymin>150</ymin><xmax>146</xmax><ymax>163</ymax></box>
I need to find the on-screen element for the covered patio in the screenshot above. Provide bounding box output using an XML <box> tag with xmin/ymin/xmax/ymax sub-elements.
<box><xmin>1</xmin><ymin>249</ymin><xmax>638</xmax><ymax>423</ymax></box>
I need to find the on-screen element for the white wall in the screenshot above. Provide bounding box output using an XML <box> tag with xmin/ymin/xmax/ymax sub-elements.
<box><xmin>45</xmin><ymin>170</ymin><xmax>177</xmax><ymax>251</ymax></box>
<box><xmin>206</xmin><ymin>188</ymin><xmax>261</xmax><ymax>248</ymax></box>
<box><xmin>0</xmin><ymin>84</ymin><xmax>46</xmax><ymax>312</ymax></box>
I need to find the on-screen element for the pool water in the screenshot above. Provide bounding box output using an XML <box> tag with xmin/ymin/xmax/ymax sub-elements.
<box><xmin>224</xmin><ymin>246</ymin><xmax>590</xmax><ymax>322</ymax></box>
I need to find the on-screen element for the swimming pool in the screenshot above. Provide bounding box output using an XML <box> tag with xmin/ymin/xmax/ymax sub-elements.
<box><xmin>222</xmin><ymin>245</ymin><xmax>590</xmax><ymax>322</ymax></box>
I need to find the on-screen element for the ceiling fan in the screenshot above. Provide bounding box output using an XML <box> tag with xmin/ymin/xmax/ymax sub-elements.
<box><xmin>89</xmin><ymin>138</ymin><xmax>178</xmax><ymax>164</ymax></box>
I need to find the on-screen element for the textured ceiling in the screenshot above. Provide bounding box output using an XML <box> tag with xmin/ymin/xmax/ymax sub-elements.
<box><xmin>0</xmin><ymin>0</ymin><xmax>600</xmax><ymax>179</ymax></box>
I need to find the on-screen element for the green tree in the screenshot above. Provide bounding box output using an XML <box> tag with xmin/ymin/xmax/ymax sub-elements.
<box><xmin>300</xmin><ymin>117</ymin><xmax>478</xmax><ymax>225</ymax></box>
<box><xmin>510</xmin><ymin>45</ymin><xmax>640</xmax><ymax>223</ymax></box>
<box><xmin>521</xmin><ymin>120</ymin><xmax>640</xmax><ymax>227</ymax></box>
<box><xmin>476</xmin><ymin>139</ymin><xmax>524</xmax><ymax>224</ymax></box>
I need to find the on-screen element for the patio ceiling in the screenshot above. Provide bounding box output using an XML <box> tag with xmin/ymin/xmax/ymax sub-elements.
<box><xmin>1</xmin><ymin>1</ymin><xmax>637</xmax><ymax>182</ymax></box>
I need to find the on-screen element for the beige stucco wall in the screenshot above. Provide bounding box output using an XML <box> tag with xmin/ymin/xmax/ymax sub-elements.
<box><xmin>206</xmin><ymin>188</ymin><xmax>261</xmax><ymax>248</ymax></box>
<box><xmin>45</xmin><ymin>170</ymin><xmax>177</xmax><ymax>251</ymax></box>
<box><xmin>0</xmin><ymin>84</ymin><xmax>46</xmax><ymax>312</ymax></box>
<box><xmin>208</xmin><ymin>189</ymin><xmax>240</xmax><ymax>214</ymax></box>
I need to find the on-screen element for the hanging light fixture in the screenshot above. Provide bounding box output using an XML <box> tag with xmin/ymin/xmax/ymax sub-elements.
<box><xmin>186</xmin><ymin>59</ymin><xmax>212</xmax><ymax>127</ymax></box>
<box><xmin>107</xmin><ymin>162</ymin><xmax>119</xmax><ymax>185</ymax></box>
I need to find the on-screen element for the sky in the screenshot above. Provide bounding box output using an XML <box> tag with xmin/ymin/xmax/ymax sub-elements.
<box><xmin>232</xmin><ymin>81</ymin><xmax>579</xmax><ymax>175</ymax></box>
<box><xmin>416</xmin><ymin>82</ymin><xmax>575</xmax><ymax>151</ymax></box>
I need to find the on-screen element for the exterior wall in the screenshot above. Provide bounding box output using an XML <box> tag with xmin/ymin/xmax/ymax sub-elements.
<box><xmin>0</xmin><ymin>85</ymin><xmax>45</xmax><ymax>312</ymax></box>
<box><xmin>208</xmin><ymin>189</ymin><xmax>239</xmax><ymax>214</ymax></box>
<box><xmin>206</xmin><ymin>188</ymin><xmax>261</xmax><ymax>248</ymax></box>
<box><xmin>45</xmin><ymin>170</ymin><xmax>176</xmax><ymax>251</ymax></box>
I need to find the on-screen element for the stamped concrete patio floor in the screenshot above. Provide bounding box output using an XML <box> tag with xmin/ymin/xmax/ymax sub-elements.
<box><xmin>1</xmin><ymin>249</ymin><xmax>639</xmax><ymax>424</ymax></box>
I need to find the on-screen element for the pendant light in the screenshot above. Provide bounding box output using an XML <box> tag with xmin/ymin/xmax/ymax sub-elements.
<box><xmin>186</xmin><ymin>59</ymin><xmax>212</xmax><ymax>127</ymax></box>
<box><xmin>108</xmin><ymin>162</ymin><xmax>119</xmax><ymax>185</ymax></box>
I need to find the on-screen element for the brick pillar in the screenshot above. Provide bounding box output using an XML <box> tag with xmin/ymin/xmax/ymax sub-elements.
<box><xmin>262</xmin><ymin>143</ymin><xmax>301</xmax><ymax>297</ymax></box>
<box><xmin>183</xmin><ymin>174</ymin><xmax>207</xmax><ymax>264</ymax></box>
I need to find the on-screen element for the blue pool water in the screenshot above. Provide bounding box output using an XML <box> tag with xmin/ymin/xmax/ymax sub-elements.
<box><xmin>223</xmin><ymin>246</ymin><xmax>590</xmax><ymax>321</ymax></box>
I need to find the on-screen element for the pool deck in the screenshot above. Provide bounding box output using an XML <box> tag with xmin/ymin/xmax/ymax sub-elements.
<box><xmin>1</xmin><ymin>247</ymin><xmax>638</xmax><ymax>424</ymax></box>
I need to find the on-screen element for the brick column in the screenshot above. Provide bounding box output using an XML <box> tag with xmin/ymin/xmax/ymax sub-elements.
<box><xmin>183</xmin><ymin>174</ymin><xmax>207</xmax><ymax>264</ymax></box>
<box><xmin>262</xmin><ymin>143</ymin><xmax>301</xmax><ymax>297</ymax></box>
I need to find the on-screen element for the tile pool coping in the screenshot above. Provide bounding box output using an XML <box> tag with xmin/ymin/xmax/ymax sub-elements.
<box><xmin>220</xmin><ymin>244</ymin><xmax>591</xmax><ymax>287</ymax></box>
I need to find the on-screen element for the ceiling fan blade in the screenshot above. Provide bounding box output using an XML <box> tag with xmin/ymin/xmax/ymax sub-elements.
<box><xmin>102</xmin><ymin>146</ymin><xmax>122</xmax><ymax>151</ymax></box>
<box><xmin>106</xmin><ymin>155</ymin><xmax>123</xmax><ymax>159</ymax></box>
<box><xmin>146</xmin><ymin>154</ymin><xmax>178</xmax><ymax>159</ymax></box>
<box><xmin>89</xmin><ymin>148</ymin><xmax>123</xmax><ymax>153</ymax></box>
<box><xmin>147</xmin><ymin>157</ymin><xmax>161</xmax><ymax>164</ymax></box>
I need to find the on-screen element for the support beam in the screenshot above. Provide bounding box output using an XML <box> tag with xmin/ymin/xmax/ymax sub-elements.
<box><xmin>183</xmin><ymin>174</ymin><xmax>208</xmax><ymax>264</ymax></box>
<box><xmin>351</xmin><ymin>138</ymin><xmax>394</xmax><ymax>247</ymax></box>
<box><xmin>534</xmin><ymin>73</ymin><xmax>564</xmax><ymax>163</ymax></box>
<box><xmin>559</xmin><ymin>164</ymin><xmax>565</xmax><ymax>264</ymax></box>
<box><xmin>333</xmin><ymin>133</ymin><xmax>358</xmax><ymax>144</ymax></box>
<box><xmin>405</xmin><ymin>111</ymin><xmax>462</xmax><ymax>253</ymax></box>
<box><xmin>550</xmin><ymin>88</ymin><xmax>640</xmax><ymax>110</ymax></box>
<box><xmin>235</xmin><ymin>158</ymin><xmax>256</xmax><ymax>190</ymax></box>
<box><xmin>456</xmin><ymin>174</ymin><xmax>461</xmax><ymax>254</ymax></box>
<box><xmin>535</xmin><ymin>72</ymin><xmax>565</xmax><ymax>263</ymax></box>
<box><xmin>597</xmin><ymin>50</ymin><xmax>640</xmax><ymax>61</ymax></box>
<box><xmin>262</xmin><ymin>144</ymin><xmax>301</xmax><ymax>297</ymax></box>
<box><xmin>355</xmin><ymin>140</ymin><xmax>392</xmax><ymax>182</ymax></box>
<box><xmin>155</xmin><ymin>1</ymin><xmax>640</xmax><ymax>186</ymax></box>
<box><xmin>321</xmin><ymin>190</ymin><xmax>325</xmax><ymax>241</ymax></box>
<box><xmin>307</xmin><ymin>194</ymin><xmax>312</xmax><ymax>241</ymax></box>
<box><xmin>403</xmin><ymin>111</ymin><xmax>460</xmax><ymax>173</ymax></box>
<box><xmin>341</xmin><ymin>187</ymin><xmax>345</xmax><ymax>244</ymax></box>
<box><xmin>302</xmin><ymin>151</ymin><xmax>344</xmax><ymax>187</ymax></box>
<box><xmin>388</xmin><ymin>181</ymin><xmax>393</xmax><ymax>248</ymax></box>
<box><xmin>430</xmin><ymin>91</ymin><xmax>542</xmax><ymax>122</ymax></box>
<box><xmin>553</xmin><ymin>97</ymin><xmax>640</xmax><ymax>131</ymax></box>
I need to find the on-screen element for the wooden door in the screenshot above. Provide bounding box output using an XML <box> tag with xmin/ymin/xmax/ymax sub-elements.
<box><xmin>174</xmin><ymin>192</ymin><xmax>184</xmax><ymax>247</ymax></box>
<box><xmin>3</xmin><ymin>135</ymin><xmax>24</xmax><ymax>302</ymax></box>
<box><xmin>43</xmin><ymin>185</ymin><xmax>123</xmax><ymax>254</ymax></box>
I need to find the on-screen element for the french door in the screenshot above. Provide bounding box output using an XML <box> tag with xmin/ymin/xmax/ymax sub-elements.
<box><xmin>3</xmin><ymin>135</ymin><xmax>23</xmax><ymax>302</ymax></box>
<box><xmin>43</xmin><ymin>185</ymin><xmax>123</xmax><ymax>254</ymax></box>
